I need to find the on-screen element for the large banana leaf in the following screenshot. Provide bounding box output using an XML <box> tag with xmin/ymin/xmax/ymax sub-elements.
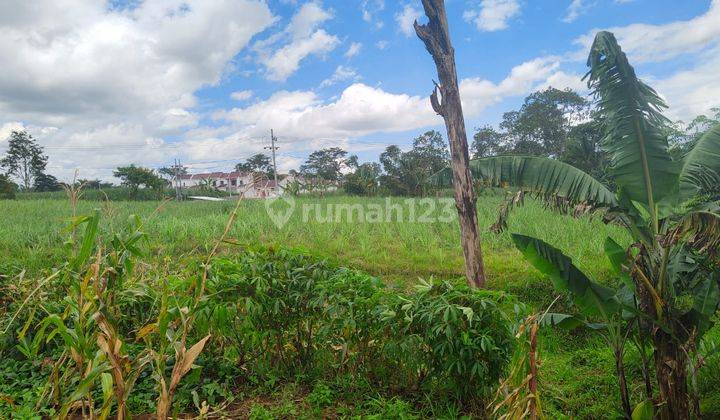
<box><xmin>585</xmin><ymin>31</ymin><xmax>678</xmax><ymax>212</ymax></box>
<box><xmin>512</xmin><ymin>234</ymin><xmax>620</xmax><ymax>318</ymax></box>
<box><xmin>678</xmin><ymin>124</ymin><xmax>720</xmax><ymax>201</ymax></box>
<box><xmin>466</xmin><ymin>155</ymin><xmax>617</xmax><ymax>207</ymax></box>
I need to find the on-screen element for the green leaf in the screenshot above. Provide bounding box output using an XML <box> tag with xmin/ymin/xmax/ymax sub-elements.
<box><xmin>585</xmin><ymin>31</ymin><xmax>678</xmax><ymax>216</ymax></box>
<box><xmin>540</xmin><ymin>313</ymin><xmax>607</xmax><ymax>330</ymax></box>
<box><xmin>72</xmin><ymin>209</ymin><xmax>100</xmax><ymax>271</ymax></box>
<box><xmin>691</xmin><ymin>273</ymin><xmax>720</xmax><ymax>317</ymax></box>
<box><xmin>604</xmin><ymin>237</ymin><xmax>627</xmax><ymax>275</ymax></box>
<box><xmin>468</xmin><ymin>155</ymin><xmax>617</xmax><ymax>207</ymax></box>
<box><xmin>631</xmin><ymin>399</ymin><xmax>654</xmax><ymax>420</ymax></box>
<box><xmin>512</xmin><ymin>234</ymin><xmax>620</xmax><ymax>319</ymax></box>
<box><xmin>679</xmin><ymin>124</ymin><xmax>720</xmax><ymax>201</ymax></box>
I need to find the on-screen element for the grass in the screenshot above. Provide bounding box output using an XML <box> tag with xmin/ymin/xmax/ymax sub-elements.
<box><xmin>1</xmin><ymin>194</ymin><xmax>718</xmax><ymax>418</ymax></box>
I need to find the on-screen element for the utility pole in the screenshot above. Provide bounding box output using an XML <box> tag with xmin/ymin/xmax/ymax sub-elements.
<box><xmin>173</xmin><ymin>158</ymin><xmax>182</xmax><ymax>201</ymax></box>
<box><xmin>265</xmin><ymin>129</ymin><xmax>279</xmax><ymax>196</ymax></box>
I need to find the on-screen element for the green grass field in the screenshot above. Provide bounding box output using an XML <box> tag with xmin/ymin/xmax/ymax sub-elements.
<box><xmin>1</xmin><ymin>195</ymin><xmax>718</xmax><ymax>418</ymax></box>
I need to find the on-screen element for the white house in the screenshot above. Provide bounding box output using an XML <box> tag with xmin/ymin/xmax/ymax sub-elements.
<box><xmin>177</xmin><ymin>171</ymin><xmax>280</xmax><ymax>198</ymax></box>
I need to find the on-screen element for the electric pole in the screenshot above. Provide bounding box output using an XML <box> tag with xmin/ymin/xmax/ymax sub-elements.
<box><xmin>173</xmin><ymin>158</ymin><xmax>182</xmax><ymax>201</ymax></box>
<box><xmin>265</xmin><ymin>129</ymin><xmax>279</xmax><ymax>196</ymax></box>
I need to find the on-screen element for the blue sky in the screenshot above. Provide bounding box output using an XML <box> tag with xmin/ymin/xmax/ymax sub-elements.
<box><xmin>0</xmin><ymin>0</ymin><xmax>718</xmax><ymax>181</ymax></box>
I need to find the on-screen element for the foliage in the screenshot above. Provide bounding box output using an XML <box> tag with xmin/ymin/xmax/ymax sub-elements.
<box><xmin>158</xmin><ymin>164</ymin><xmax>188</xmax><ymax>180</ymax></box>
<box><xmin>469</xmin><ymin>31</ymin><xmax>720</xmax><ymax>418</ymax></box>
<box><xmin>0</xmin><ymin>173</ymin><xmax>16</xmax><ymax>199</ymax></box>
<box><xmin>499</xmin><ymin>88</ymin><xmax>589</xmax><ymax>157</ymax></box>
<box><xmin>384</xmin><ymin>280</ymin><xmax>515</xmax><ymax>400</ymax></box>
<box><xmin>377</xmin><ymin>130</ymin><xmax>450</xmax><ymax>196</ymax></box>
<box><xmin>344</xmin><ymin>162</ymin><xmax>381</xmax><ymax>195</ymax></box>
<box><xmin>0</xmin><ymin>130</ymin><xmax>48</xmax><ymax>191</ymax></box>
<box><xmin>113</xmin><ymin>165</ymin><xmax>165</xmax><ymax>199</ymax></box>
<box><xmin>236</xmin><ymin>153</ymin><xmax>274</xmax><ymax>177</ymax></box>
<box><xmin>471</xmin><ymin>125</ymin><xmax>505</xmax><ymax>158</ymax></box>
<box><xmin>300</xmin><ymin>147</ymin><xmax>350</xmax><ymax>182</ymax></box>
<box><xmin>6</xmin><ymin>194</ymin><xmax>720</xmax><ymax>417</ymax></box>
<box><xmin>33</xmin><ymin>173</ymin><xmax>61</xmax><ymax>192</ymax></box>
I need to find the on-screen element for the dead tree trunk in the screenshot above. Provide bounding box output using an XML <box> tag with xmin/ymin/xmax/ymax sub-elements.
<box><xmin>414</xmin><ymin>0</ymin><xmax>486</xmax><ymax>288</ymax></box>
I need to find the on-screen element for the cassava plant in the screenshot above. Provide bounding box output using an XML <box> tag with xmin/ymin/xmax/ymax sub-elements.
<box><xmin>456</xmin><ymin>31</ymin><xmax>720</xmax><ymax>419</ymax></box>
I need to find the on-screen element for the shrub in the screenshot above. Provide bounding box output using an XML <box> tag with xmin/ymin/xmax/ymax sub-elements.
<box><xmin>207</xmin><ymin>250</ymin><xmax>515</xmax><ymax>405</ymax></box>
<box><xmin>0</xmin><ymin>174</ymin><xmax>15</xmax><ymax>199</ymax></box>
<box><xmin>384</xmin><ymin>279</ymin><xmax>515</xmax><ymax>399</ymax></box>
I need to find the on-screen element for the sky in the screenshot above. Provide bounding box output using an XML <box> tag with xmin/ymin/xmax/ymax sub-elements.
<box><xmin>0</xmin><ymin>0</ymin><xmax>719</xmax><ymax>182</ymax></box>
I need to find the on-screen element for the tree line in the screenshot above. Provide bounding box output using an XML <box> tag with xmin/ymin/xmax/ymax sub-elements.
<box><xmin>2</xmin><ymin>87</ymin><xmax>718</xmax><ymax>200</ymax></box>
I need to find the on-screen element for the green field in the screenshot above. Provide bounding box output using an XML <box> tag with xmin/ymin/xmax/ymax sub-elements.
<box><xmin>1</xmin><ymin>195</ymin><xmax>718</xmax><ymax>418</ymax></box>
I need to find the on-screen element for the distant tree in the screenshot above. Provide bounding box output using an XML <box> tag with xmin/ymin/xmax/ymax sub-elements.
<box><xmin>410</xmin><ymin>130</ymin><xmax>449</xmax><ymax>176</ymax></box>
<box><xmin>0</xmin><ymin>174</ymin><xmax>16</xmax><ymax>199</ymax></box>
<box><xmin>666</xmin><ymin>108</ymin><xmax>720</xmax><ymax>160</ymax></box>
<box><xmin>300</xmin><ymin>147</ymin><xmax>349</xmax><ymax>182</ymax></box>
<box><xmin>158</xmin><ymin>164</ymin><xmax>188</xmax><ymax>180</ymax></box>
<box><xmin>560</xmin><ymin>120</ymin><xmax>608</xmax><ymax>183</ymax></box>
<box><xmin>236</xmin><ymin>153</ymin><xmax>273</xmax><ymax>177</ymax></box>
<box><xmin>377</xmin><ymin>131</ymin><xmax>449</xmax><ymax>196</ymax></box>
<box><xmin>344</xmin><ymin>162</ymin><xmax>381</xmax><ymax>195</ymax></box>
<box><xmin>0</xmin><ymin>130</ymin><xmax>48</xmax><ymax>190</ymax></box>
<box><xmin>113</xmin><ymin>165</ymin><xmax>164</xmax><ymax>198</ymax></box>
<box><xmin>471</xmin><ymin>125</ymin><xmax>505</xmax><ymax>158</ymax></box>
<box><xmin>33</xmin><ymin>173</ymin><xmax>62</xmax><ymax>192</ymax></box>
<box><xmin>76</xmin><ymin>178</ymin><xmax>111</xmax><ymax>189</ymax></box>
<box><xmin>500</xmin><ymin>87</ymin><xmax>589</xmax><ymax>157</ymax></box>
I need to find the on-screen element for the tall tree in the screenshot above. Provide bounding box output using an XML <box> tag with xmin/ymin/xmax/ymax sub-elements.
<box><xmin>33</xmin><ymin>173</ymin><xmax>61</xmax><ymax>192</ymax></box>
<box><xmin>0</xmin><ymin>130</ymin><xmax>48</xmax><ymax>190</ymax></box>
<box><xmin>300</xmin><ymin>147</ymin><xmax>349</xmax><ymax>182</ymax></box>
<box><xmin>158</xmin><ymin>164</ymin><xmax>188</xmax><ymax>180</ymax></box>
<box><xmin>410</xmin><ymin>130</ymin><xmax>450</xmax><ymax>176</ymax></box>
<box><xmin>560</xmin><ymin>119</ymin><xmax>608</xmax><ymax>183</ymax></box>
<box><xmin>415</xmin><ymin>0</ymin><xmax>486</xmax><ymax>288</ymax></box>
<box><xmin>499</xmin><ymin>87</ymin><xmax>589</xmax><ymax>157</ymax></box>
<box><xmin>236</xmin><ymin>153</ymin><xmax>273</xmax><ymax>177</ymax></box>
<box><xmin>344</xmin><ymin>162</ymin><xmax>381</xmax><ymax>196</ymax></box>
<box><xmin>113</xmin><ymin>165</ymin><xmax>164</xmax><ymax>198</ymax></box>
<box><xmin>471</xmin><ymin>125</ymin><xmax>505</xmax><ymax>158</ymax></box>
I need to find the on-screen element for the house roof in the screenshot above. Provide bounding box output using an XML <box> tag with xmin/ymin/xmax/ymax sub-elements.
<box><xmin>178</xmin><ymin>171</ymin><xmax>249</xmax><ymax>180</ymax></box>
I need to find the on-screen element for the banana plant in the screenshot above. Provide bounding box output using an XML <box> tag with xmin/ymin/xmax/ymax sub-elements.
<box><xmin>446</xmin><ymin>31</ymin><xmax>720</xmax><ymax>419</ymax></box>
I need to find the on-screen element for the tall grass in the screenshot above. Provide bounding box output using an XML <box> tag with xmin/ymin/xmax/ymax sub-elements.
<box><xmin>0</xmin><ymin>195</ymin><xmax>628</xmax><ymax>288</ymax></box>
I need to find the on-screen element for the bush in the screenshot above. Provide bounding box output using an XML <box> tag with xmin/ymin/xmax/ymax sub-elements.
<box><xmin>206</xmin><ymin>249</ymin><xmax>515</xmax><ymax>404</ymax></box>
<box><xmin>384</xmin><ymin>280</ymin><xmax>515</xmax><ymax>399</ymax></box>
<box><xmin>0</xmin><ymin>174</ymin><xmax>15</xmax><ymax>199</ymax></box>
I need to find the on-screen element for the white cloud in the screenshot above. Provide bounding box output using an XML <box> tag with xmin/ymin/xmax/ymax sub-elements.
<box><xmin>376</xmin><ymin>40</ymin><xmax>389</xmax><ymax>50</ymax></box>
<box><xmin>262</xmin><ymin>30</ymin><xmax>339</xmax><ymax>81</ymax></box>
<box><xmin>207</xmin><ymin>57</ymin><xmax>575</xmax><ymax>159</ymax></box>
<box><xmin>563</xmin><ymin>0</ymin><xmax>587</xmax><ymax>23</ymax></box>
<box><xmin>0</xmin><ymin>122</ymin><xmax>25</xmax><ymax>145</ymax></box>
<box><xmin>319</xmin><ymin>66</ymin><xmax>361</xmax><ymax>88</ymax></box>
<box><xmin>345</xmin><ymin>42</ymin><xmax>362</xmax><ymax>58</ymax></box>
<box><xmin>464</xmin><ymin>0</ymin><xmax>521</xmax><ymax>32</ymax></box>
<box><xmin>213</xmin><ymin>84</ymin><xmax>437</xmax><ymax>142</ymax></box>
<box><xmin>540</xmin><ymin>71</ymin><xmax>588</xmax><ymax>94</ymax></box>
<box><xmin>255</xmin><ymin>2</ymin><xmax>339</xmax><ymax>81</ymax></box>
<box><xmin>361</xmin><ymin>0</ymin><xmax>385</xmax><ymax>29</ymax></box>
<box><xmin>460</xmin><ymin>57</ymin><xmax>563</xmax><ymax>115</ymax></box>
<box><xmin>395</xmin><ymin>5</ymin><xmax>422</xmax><ymax>37</ymax></box>
<box><xmin>574</xmin><ymin>0</ymin><xmax>720</xmax><ymax>63</ymax></box>
<box><xmin>570</xmin><ymin>1</ymin><xmax>720</xmax><ymax>121</ymax></box>
<box><xmin>655</xmin><ymin>48</ymin><xmax>720</xmax><ymax>121</ymax></box>
<box><xmin>230</xmin><ymin>90</ymin><xmax>254</xmax><ymax>101</ymax></box>
<box><xmin>0</xmin><ymin>0</ymin><xmax>274</xmax><ymax>181</ymax></box>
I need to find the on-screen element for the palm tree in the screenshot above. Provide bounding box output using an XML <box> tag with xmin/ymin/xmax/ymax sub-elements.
<box><xmin>461</xmin><ymin>32</ymin><xmax>720</xmax><ymax>419</ymax></box>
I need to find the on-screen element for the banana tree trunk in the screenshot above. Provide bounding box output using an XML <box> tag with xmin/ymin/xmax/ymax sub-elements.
<box><xmin>653</xmin><ymin>329</ymin><xmax>690</xmax><ymax>420</ymax></box>
<box><xmin>414</xmin><ymin>0</ymin><xmax>486</xmax><ymax>288</ymax></box>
